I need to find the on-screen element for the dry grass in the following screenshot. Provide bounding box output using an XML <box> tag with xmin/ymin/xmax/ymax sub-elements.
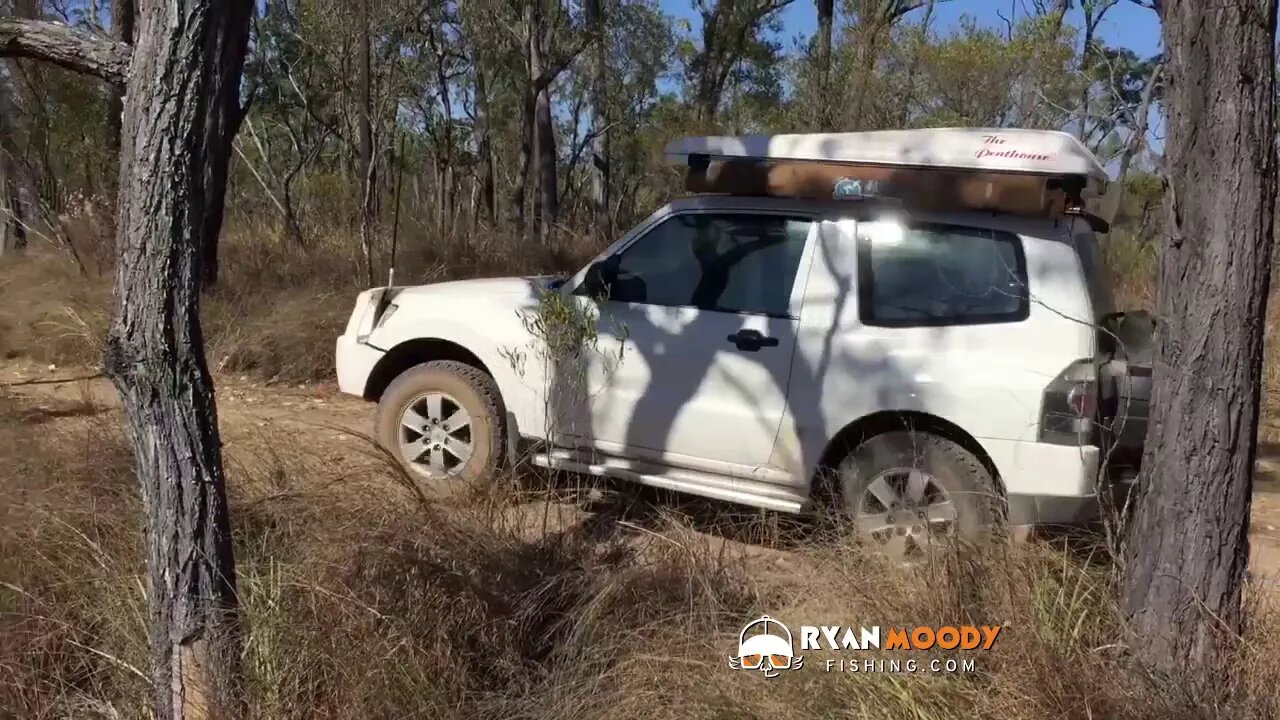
<box><xmin>3</xmin><ymin>209</ymin><xmax>1280</xmax><ymax>718</ymax></box>
<box><xmin>1</xmin><ymin>391</ymin><xmax>1278</xmax><ymax>719</ymax></box>
<box><xmin>0</xmin><ymin>218</ymin><xmax>603</xmax><ymax>384</ymax></box>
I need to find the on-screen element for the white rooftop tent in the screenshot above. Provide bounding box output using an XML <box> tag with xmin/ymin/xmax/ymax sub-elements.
<box><xmin>664</xmin><ymin>128</ymin><xmax>1114</xmax><ymax>224</ymax></box>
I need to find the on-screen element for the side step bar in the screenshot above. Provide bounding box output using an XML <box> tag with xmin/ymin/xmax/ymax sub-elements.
<box><xmin>528</xmin><ymin>447</ymin><xmax>808</xmax><ymax>514</ymax></box>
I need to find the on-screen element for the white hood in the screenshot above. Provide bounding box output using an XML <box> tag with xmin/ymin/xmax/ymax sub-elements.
<box><xmin>391</xmin><ymin>275</ymin><xmax>558</xmax><ymax>302</ymax></box>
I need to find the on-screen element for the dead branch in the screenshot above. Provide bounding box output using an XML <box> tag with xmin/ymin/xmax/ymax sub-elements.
<box><xmin>0</xmin><ymin>18</ymin><xmax>130</xmax><ymax>85</ymax></box>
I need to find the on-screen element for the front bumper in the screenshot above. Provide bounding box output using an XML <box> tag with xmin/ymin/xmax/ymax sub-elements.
<box><xmin>335</xmin><ymin>334</ymin><xmax>385</xmax><ymax>397</ymax></box>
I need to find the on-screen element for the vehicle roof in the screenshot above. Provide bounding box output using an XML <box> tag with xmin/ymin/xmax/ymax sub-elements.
<box><xmin>665</xmin><ymin>128</ymin><xmax>1109</xmax><ymax>192</ymax></box>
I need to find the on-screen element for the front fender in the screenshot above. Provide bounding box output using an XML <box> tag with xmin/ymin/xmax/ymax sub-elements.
<box><xmin>366</xmin><ymin>314</ymin><xmax>547</xmax><ymax>439</ymax></box>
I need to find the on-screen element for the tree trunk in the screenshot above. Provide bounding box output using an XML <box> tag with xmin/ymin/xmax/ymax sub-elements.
<box><xmin>525</xmin><ymin>0</ymin><xmax>555</xmax><ymax>243</ymax></box>
<box><xmin>1076</xmin><ymin>2</ymin><xmax>1118</xmax><ymax>143</ymax></box>
<box><xmin>282</xmin><ymin>183</ymin><xmax>306</xmax><ymax>249</ymax></box>
<box><xmin>1077</xmin><ymin>22</ymin><xmax>1094</xmax><ymax>141</ymax></box>
<box><xmin>511</xmin><ymin>84</ymin><xmax>532</xmax><ymax>241</ymax></box>
<box><xmin>357</xmin><ymin>0</ymin><xmax>376</xmax><ymax>285</ymax></box>
<box><xmin>1102</xmin><ymin>61</ymin><xmax>1163</xmax><ymax>223</ymax></box>
<box><xmin>11</xmin><ymin>0</ymin><xmax>43</xmax><ymax>195</ymax></box>
<box><xmin>585</xmin><ymin>0</ymin><xmax>610</xmax><ymax>239</ymax></box>
<box><xmin>816</xmin><ymin>0</ymin><xmax>834</xmax><ymax>129</ymax></box>
<box><xmin>816</xmin><ymin>0</ymin><xmax>834</xmax><ymax>72</ymax></box>
<box><xmin>533</xmin><ymin>84</ymin><xmax>557</xmax><ymax>245</ymax></box>
<box><xmin>507</xmin><ymin>4</ymin><xmax>535</xmax><ymax>241</ymax></box>
<box><xmin>1121</xmin><ymin>0</ymin><xmax>1277</xmax><ymax>695</ymax></box>
<box><xmin>0</xmin><ymin>164</ymin><xmax>23</xmax><ymax>256</ymax></box>
<box><xmin>1045</xmin><ymin>0</ymin><xmax>1071</xmax><ymax>37</ymax></box>
<box><xmin>0</xmin><ymin>71</ymin><xmax>26</xmax><ymax>255</ymax></box>
<box><xmin>0</xmin><ymin>0</ymin><xmax>265</xmax><ymax>717</ymax></box>
<box><xmin>107</xmin><ymin>0</ymin><xmax>135</xmax><ymax>162</ymax></box>
<box><xmin>473</xmin><ymin>62</ymin><xmax>497</xmax><ymax>226</ymax></box>
<box><xmin>694</xmin><ymin>3</ymin><xmax>722</xmax><ymax>125</ymax></box>
<box><xmin>198</xmin><ymin>25</ymin><xmax>249</xmax><ymax>291</ymax></box>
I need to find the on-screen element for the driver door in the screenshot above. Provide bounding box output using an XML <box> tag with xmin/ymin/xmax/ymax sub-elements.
<box><xmin>563</xmin><ymin>210</ymin><xmax>815</xmax><ymax>475</ymax></box>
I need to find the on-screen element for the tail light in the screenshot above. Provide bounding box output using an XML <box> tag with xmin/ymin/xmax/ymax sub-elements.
<box><xmin>1039</xmin><ymin>359</ymin><xmax>1099</xmax><ymax>446</ymax></box>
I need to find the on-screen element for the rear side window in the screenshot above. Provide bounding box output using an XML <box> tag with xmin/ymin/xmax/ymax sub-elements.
<box><xmin>857</xmin><ymin>222</ymin><xmax>1028</xmax><ymax>327</ymax></box>
<box><xmin>1072</xmin><ymin>225</ymin><xmax>1115</xmax><ymax>319</ymax></box>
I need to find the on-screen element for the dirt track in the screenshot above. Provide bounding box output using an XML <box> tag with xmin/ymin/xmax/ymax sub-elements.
<box><xmin>4</xmin><ymin>359</ymin><xmax>1278</xmax><ymax>586</ymax></box>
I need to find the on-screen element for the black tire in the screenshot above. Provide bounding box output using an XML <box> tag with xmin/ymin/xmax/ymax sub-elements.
<box><xmin>836</xmin><ymin>431</ymin><xmax>1002</xmax><ymax>556</ymax></box>
<box><xmin>375</xmin><ymin>360</ymin><xmax>506</xmax><ymax>484</ymax></box>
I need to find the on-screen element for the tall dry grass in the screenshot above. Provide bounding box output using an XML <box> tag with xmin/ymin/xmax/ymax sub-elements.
<box><xmin>3</xmin><ymin>202</ymin><xmax>1280</xmax><ymax>718</ymax></box>
<box><xmin>1</xmin><ymin>390</ymin><xmax>1278</xmax><ymax>719</ymax></box>
<box><xmin>0</xmin><ymin>217</ymin><xmax>604</xmax><ymax>384</ymax></box>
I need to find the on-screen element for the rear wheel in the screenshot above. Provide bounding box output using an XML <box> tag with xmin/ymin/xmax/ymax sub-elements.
<box><xmin>375</xmin><ymin>361</ymin><xmax>506</xmax><ymax>484</ymax></box>
<box><xmin>836</xmin><ymin>431</ymin><xmax>1001</xmax><ymax>559</ymax></box>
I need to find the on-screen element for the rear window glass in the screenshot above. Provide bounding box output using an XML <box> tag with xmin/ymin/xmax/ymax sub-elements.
<box><xmin>1073</xmin><ymin>225</ymin><xmax>1115</xmax><ymax>319</ymax></box>
<box><xmin>857</xmin><ymin>222</ymin><xmax>1029</xmax><ymax>327</ymax></box>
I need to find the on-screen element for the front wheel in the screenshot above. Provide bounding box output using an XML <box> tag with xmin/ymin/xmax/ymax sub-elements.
<box><xmin>836</xmin><ymin>431</ymin><xmax>1001</xmax><ymax>559</ymax></box>
<box><xmin>375</xmin><ymin>360</ymin><xmax>506</xmax><ymax>484</ymax></box>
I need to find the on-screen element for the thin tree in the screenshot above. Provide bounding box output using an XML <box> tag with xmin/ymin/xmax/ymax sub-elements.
<box><xmin>357</xmin><ymin>0</ymin><xmax>377</xmax><ymax>285</ymax></box>
<box><xmin>689</xmin><ymin>0</ymin><xmax>794</xmax><ymax>124</ymax></box>
<box><xmin>106</xmin><ymin>0</ymin><xmax>134</xmax><ymax>159</ymax></box>
<box><xmin>472</xmin><ymin>54</ymin><xmax>498</xmax><ymax>226</ymax></box>
<box><xmin>0</xmin><ymin>67</ymin><xmax>25</xmax><ymax>255</ymax></box>
<box><xmin>815</xmin><ymin>0</ymin><xmax>833</xmax><ymax>92</ymax></box>
<box><xmin>1075</xmin><ymin>0</ymin><xmax>1119</xmax><ymax>142</ymax></box>
<box><xmin>585</xmin><ymin>0</ymin><xmax>609</xmax><ymax>238</ymax></box>
<box><xmin>513</xmin><ymin>0</ymin><xmax>589</xmax><ymax>245</ymax></box>
<box><xmin>1121</xmin><ymin>0</ymin><xmax>1277</xmax><ymax>694</ymax></box>
<box><xmin>0</xmin><ymin>1</ymin><xmax>253</xmax><ymax>717</ymax></box>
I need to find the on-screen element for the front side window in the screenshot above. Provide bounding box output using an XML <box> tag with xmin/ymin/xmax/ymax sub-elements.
<box><xmin>589</xmin><ymin>213</ymin><xmax>813</xmax><ymax>317</ymax></box>
<box><xmin>858</xmin><ymin>221</ymin><xmax>1028</xmax><ymax>327</ymax></box>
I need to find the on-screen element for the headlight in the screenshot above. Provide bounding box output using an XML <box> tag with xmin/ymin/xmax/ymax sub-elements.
<box><xmin>376</xmin><ymin>303</ymin><xmax>399</xmax><ymax>328</ymax></box>
<box><xmin>349</xmin><ymin>289</ymin><xmax>386</xmax><ymax>341</ymax></box>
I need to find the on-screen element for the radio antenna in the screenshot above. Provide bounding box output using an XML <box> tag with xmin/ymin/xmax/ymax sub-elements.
<box><xmin>387</xmin><ymin>130</ymin><xmax>406</xmax><ymax>289</ymax></box>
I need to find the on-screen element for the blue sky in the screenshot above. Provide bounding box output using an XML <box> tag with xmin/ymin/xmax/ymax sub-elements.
<box><xmin>657</xmin><ymin>0</ymin><xmax>1163</xmax><ymax>59</ymax></box>
<box><xmin>654</xmin><ymin>0</ymin><xmax>1166</xmax><ymax>161</ymax></box>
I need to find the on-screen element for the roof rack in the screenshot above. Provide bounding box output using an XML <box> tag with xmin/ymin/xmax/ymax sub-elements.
<box><xmin>665</xmin><ymin>128</ymin><xmax>1114</xmax><ymax>221</ymax></box>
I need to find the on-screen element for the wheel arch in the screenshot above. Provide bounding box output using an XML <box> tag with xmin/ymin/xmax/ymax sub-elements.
<box><xmin>812</xmin><ymin>410</ymin><xmax>1005</xmax><ymax>501</ymax></box>
<box><xmin>363</xmin><ymin>338</ymin><xmax>493</xmax><ymax>401</ymax></box>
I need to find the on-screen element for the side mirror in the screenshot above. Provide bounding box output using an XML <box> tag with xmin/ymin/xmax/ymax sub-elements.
<box><xmin>580</xmin><ymin>259</ymin><xmax>617</xmax><ymax>300</ymax></box>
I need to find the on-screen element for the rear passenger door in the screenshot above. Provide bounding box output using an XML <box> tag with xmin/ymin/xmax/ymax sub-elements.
<box><xmin>843</xmin><ymin>218</ymin><xmax>1043</xmax><ymax>444</ymax></box>
<box><xmin>572</xmin><ymin>211</ymin><xmax>815</xmax><ymax>475</ymax></box>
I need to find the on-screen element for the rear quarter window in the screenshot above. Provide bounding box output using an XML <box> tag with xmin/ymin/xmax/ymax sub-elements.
<box><xmin>1072</xmin><ymin>225</ymin><xmax>1115</xmax><ymax>319</ymax></box>
<box><xmin>856</xmin><ymin>221</ymin><xmax>1029</xmax><ymax>327</ymax></box>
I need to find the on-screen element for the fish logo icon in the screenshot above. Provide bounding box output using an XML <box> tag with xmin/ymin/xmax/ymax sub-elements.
<box><xmin>833</xmin><ymin>177</ymin><xmax>866</xmax><ymax>199</ymax></box>
<box><xmin>728</xmin><ymin>616</ymin><xmax>803</xmax><ymax>677</ymax></box>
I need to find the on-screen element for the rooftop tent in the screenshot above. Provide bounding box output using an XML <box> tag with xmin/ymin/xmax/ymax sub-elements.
<box><xmin>664</xmin><ymin>128</ymin><xmax>1114</xmax><ymax>223</ymax></box>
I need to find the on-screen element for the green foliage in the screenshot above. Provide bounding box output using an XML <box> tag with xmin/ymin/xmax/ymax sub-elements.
<box><xmin>915</xmin><ymin>15</ymin><xmax>1079</xmax><ymax>129</ymax></box>
<box><xmin>4</xmin><ymin>0</ymin><xmax>1170</xmax><ymax>253</ymax></box>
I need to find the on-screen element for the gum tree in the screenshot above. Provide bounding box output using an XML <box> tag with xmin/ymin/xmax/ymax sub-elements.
<box><xmin>0</xmin><ymin>2</ymin><xmax>252</xmax><ymax>717</ymax></box>
<box><xmin>1120</xmin><ymin>0</ymin><xmax>1277</xmax><ymax>693</ymax></box>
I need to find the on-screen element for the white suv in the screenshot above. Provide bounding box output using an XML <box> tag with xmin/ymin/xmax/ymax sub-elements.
<box><xmin>337</xmin><ymin>190</ymin><xmax>1138</xmax><ymax>550</ymax></box>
